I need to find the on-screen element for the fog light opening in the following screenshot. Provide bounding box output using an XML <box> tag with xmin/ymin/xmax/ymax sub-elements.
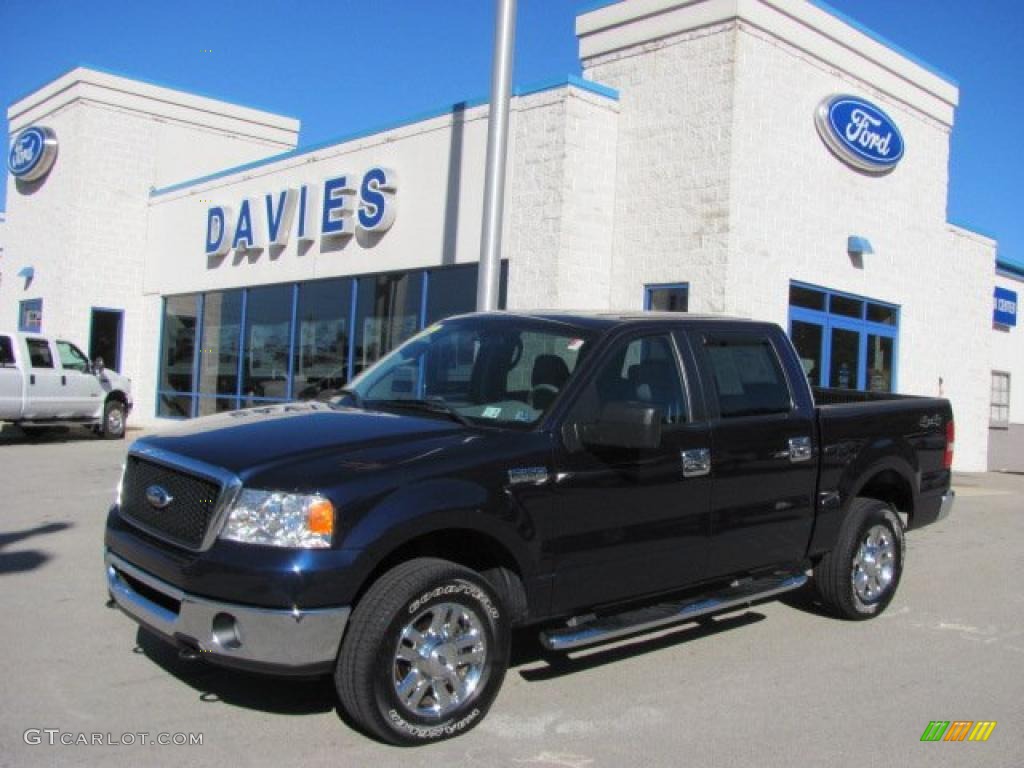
<box><xmin>211</xmin><ymin>613</ymin><xmax>242</xmax><ymax>650</ymax></box>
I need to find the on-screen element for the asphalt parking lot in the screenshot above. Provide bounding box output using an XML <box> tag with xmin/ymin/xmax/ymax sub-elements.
<box><xmin>1</xmin><ymin>426</ymin><xmax>1021</xmax><ymax>767</ymax></box>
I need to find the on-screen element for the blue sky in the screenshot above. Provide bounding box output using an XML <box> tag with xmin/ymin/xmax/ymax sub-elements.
<box><xmin>1</xmin><ymin>0</ymin><xmax>1020</xmax><ymax>266</ymax></box>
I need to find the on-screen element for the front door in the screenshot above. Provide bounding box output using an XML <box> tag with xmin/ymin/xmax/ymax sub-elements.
<box><xmin>688</xmin><ymin>328</ymin><xmax>817</xmax><ymax>578</ymax></box>
<box><xmin>89</xmin><ymin>308</ymin><xmax>123</xmax><ymax>372</ymax></box>
<box><xmin>56</xmin><ymin>340</ymin><xmax>104</xmax><ymax>418</ymax></box>
<box><xmin>550</xmin><ymin>331</ymin><xmax>711</xmax><ymax>614</ymax></box>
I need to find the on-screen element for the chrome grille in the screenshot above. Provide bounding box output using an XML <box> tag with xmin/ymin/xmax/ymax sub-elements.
<box><xmin>118</xmin><ymin>455</ymin><xmax>222</xmax><ymax>550</ymax></box>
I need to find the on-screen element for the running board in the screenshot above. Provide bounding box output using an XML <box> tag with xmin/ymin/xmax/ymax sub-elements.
<box><xmin>540</xmin><ymin>572</ymin><xmax>808</xmax><ymax>651</ymax></box>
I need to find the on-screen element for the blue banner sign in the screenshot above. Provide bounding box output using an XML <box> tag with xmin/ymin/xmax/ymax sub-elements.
<box><xmin>994</xmin><ymin>287</ymin><xmax>1017</xmax><ymax>327</ymax></box>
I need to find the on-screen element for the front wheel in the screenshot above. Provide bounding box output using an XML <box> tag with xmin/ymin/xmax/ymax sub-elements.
<box><xmin>101</xmin><ymin>400</ymin><xmax>126</xmax><ymax>439</ymax></box>
<box><xmin>335</xmin><ymin>558</ymin><xmax>510</xmax><ymax>745</ymax></box>
<box><xmin>814</xmin><ymin>497</ymin><xmax>905</xmax><ymax>620</ymax></box>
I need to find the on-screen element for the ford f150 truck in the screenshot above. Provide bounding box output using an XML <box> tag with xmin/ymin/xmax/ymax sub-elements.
<box><xmin>1</xmin><ymin>331</ymin><xmax>132</xmax><ymax>438</ymax></box>
<box><xmin>104</xmin><ymin>313</ymin><xmax>954</xmax><ymax>744</ymax></box>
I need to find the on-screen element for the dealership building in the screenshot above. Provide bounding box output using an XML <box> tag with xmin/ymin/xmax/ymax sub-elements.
<box><xmin>2</xmin><ymin>0</ymin><xmax>1021</xmax><ymax>471</ymax></box>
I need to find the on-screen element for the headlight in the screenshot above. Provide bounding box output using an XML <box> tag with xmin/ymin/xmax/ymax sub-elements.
<box><xmin>220</xmin><ymin>490</ymin><xmax>335</xmax><ymax>549</ymax></box>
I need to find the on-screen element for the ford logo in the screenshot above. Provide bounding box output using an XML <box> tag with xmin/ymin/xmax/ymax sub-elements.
<box><xmin>7</xmin><ymin>126</ymin><xmax>59</xmax><ymax>181</ymax></box>
<box><xmin>815</xmin><ymin>95</ymin><xmax>904</xmax><ymax>174</ymax></box>
<box><xmin>145</xmin><ymin>485</ymin><xmax>174</xmax><ymax>510</ymax></box>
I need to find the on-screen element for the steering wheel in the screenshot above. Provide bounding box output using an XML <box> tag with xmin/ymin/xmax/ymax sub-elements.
<box><xmin>530</xmin><ymin>383</ymin><xmax>560</xmax><ymax>410</ymax></box>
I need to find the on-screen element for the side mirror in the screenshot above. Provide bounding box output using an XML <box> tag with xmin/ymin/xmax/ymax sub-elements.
<box><xmin>581</xmin><ymin>401</ymin><xmax>662</xmax><ymax>450</ymax></box>
<box><xmin>92</xmin><ymin>357</ymin><xmax>105</xmax><ymax>375</ymax></box>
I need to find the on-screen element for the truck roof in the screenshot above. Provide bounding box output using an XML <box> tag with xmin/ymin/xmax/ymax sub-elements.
<box><xmin>447</xmin><ymin>311</ymin><xmax>759</xmax><ymax>333</ymax></box>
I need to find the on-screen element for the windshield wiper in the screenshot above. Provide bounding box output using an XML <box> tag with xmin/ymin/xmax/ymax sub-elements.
<box><xmin>368</xmin><ymin>398</ymin><xmax>472</xmax><ymax>427</ymax></box>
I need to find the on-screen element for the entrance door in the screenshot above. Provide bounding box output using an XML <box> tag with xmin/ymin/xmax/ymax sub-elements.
<box><xmin>89</xmin><ymin>309</ymin><xmax>123</xmax><ymax>372</ymax></box>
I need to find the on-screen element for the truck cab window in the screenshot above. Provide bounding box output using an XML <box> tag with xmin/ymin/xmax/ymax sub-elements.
<box><xmin>26</xmin><ymin>339</ymin><xmax>54</xmax><ymax>369</ymax></box>
<box><xmin>569</xmin><ymin>334</ymin><xmax>688</xmax><ymax>428</ymax></box>
<box><xmin>56</xmin><ymin>340</ymin><xmax>91</xmax><ymax>373</ymax></box>
<box><xmin>704</xmin><ymin>338</ymin><xmax>791</xmax><ymax>418</ymax></box>
<box><xmin>0</xmin><ymin>336</ymin><xmax>14</xmax><ymax>366</ymax></box>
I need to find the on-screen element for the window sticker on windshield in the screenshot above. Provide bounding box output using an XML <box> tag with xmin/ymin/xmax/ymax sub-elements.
<box><xmin>482</xmin><ymin>406</ymin><xmax>502</xmax><ymax>419</ymax></box>
<box><xmin>567</xmin><ymin>338</ymin><xmax>584</xmax><ymax>352</ymax></box>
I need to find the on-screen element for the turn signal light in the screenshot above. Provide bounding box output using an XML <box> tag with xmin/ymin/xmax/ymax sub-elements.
<box><xmin>944</xmin><ymin>421</ymin><xmax>955</xmax><ymax>470</ymax></box>
<box><xmin>307</xmin><ymin>498</ymin><xmax>335</xmax><ymax>537</ymax></box>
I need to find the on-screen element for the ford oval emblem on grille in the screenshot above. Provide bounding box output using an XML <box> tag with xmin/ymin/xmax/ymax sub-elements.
<box><xmin>145</xmin><ymin>485</ymin><xmax>174</xmax><ymax>509</ymax></box>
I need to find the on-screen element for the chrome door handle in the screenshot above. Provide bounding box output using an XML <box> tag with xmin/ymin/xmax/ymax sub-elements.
<box><xmin>681</xmin><ymin>449</ymin><xmax>711</xmax><ymax>478</ymax></box>
<box><xmin>780</xmin><ymin>436</ymin><xmax>812</xmax><ymax>463</ymax></box>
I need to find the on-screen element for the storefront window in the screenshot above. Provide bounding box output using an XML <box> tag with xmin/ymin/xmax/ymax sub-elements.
<box><xmin>154</xmin><ymin>263</ymin><xmax>504</xmax><ymax>418</ymax></box>
<box><xmin>645</xmin><ymin>283</ymin><xmax>689</xmax><ymax>312</ymax></box>
<box><xmin>198</xmin><ymin>290</ymin><xmax>243</xmax><ymax>411</ymax></box>
<box><xmin>157</xmin><ymin>294</ymin><xmax>199</xmax><ymax>418</ymax></box>
<box><xmin>241</xmin><ymin>284</ymin><xmax>292</xmax><ymax>405</ymax></box>
<box><xmin>787</xmin><ymin>282</ymin><xmax>898</xmax><ymax>392</ymax></box>
<box><xmin>293</xmin><ymin>278</ymin><xmax>352</xmax><ymax>400</ymax></box>
<box><xmin>353</xmin><ymin>272</ymin><xmax>424</xmax><ymax>378</ymax></box>
<box><xmin>425</xmin><ymin>265</ymin><xmax>478</xmax><ymax>326</ymax></box>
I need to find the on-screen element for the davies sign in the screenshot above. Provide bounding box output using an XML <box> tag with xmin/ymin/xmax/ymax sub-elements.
<box><xmin>205</xmin><ymin>167</ymin><xmax>397</xmax><ymax>257</ymax></box>
<box><xmin>815</xmin><ymin>95</ymin><xmax>904</xmax><ymax>174</ymax></box>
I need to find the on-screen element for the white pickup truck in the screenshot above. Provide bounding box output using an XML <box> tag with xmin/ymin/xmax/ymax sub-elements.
<box><xmin>0</xmin><ymin>331</ymin><xmax>132</xmax><ymax>438</ymax></box>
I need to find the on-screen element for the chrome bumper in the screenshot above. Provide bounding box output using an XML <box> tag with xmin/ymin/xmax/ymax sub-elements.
<box><xmin>105</xmin><ymin>551</ymin><xmax>350</xmax><ymax>670</ymax></box>
<box><xmin>936</xmin><ymin>489</ymin><xmax>955</xmax><ymax>522</ymax></box>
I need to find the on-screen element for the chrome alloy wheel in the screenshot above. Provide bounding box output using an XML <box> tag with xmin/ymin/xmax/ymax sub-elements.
<box><xmin>107</xmin><ymin>407</ymin><xmax>124</xmax><ymax>435</ymax></box>
<box><xmin>393</xmin><ymin>601</ymin><xmax>488</xmax><ymax>719</ymax></box>
<box><xmin>852</xmin><ymin>524</ymin><xmax>897</xmax><ymax>603</ymax></box>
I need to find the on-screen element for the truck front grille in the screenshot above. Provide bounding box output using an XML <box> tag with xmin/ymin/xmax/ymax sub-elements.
<box><xmin>118</xmin><ymin>456</ymin><xmax>223</xmax><ymax>550</ymax></box>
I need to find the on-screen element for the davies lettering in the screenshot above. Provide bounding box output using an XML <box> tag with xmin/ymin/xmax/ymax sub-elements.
<box><xmin>205</xmin><ymin>166</ymin><xmax>397</xmax><ymax>259</ymax></box>
<box><xmin>815</xmin><ymin>95</ymin><xmax>904</xmax><ymax>174</ymax></box>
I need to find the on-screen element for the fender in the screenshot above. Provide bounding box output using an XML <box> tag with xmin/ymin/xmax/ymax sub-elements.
<box><xmin>338</xmin><ymin>475</ymin><xmax>542</xmax><ymax>608</ymax></box>
<box><xmin>808</xmin><ymin>448</ymin><xmax>918</xmax><ymax>558</ymax></box>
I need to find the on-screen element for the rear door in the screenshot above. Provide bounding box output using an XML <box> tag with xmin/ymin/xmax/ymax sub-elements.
<box><xmin>550</xmin><ymin>329</ymin><xmax>712</xmax><ymax>613</ymax></box>
<box><xmin>0</xmin><ymin>334</ymin><xmax>25</xmax><ymax>419</ymax></box>
<box><xmin>687</xmin><ymin>326</ymin><xmax>817</xmax><ymax>578</ymax></box>
<box><xmin>56</xmin><ymin>340</ymin><xmax>104</xmax><ymax>417</ymax></box>
<box><xmin>21</xmin><ymin>337</ymin><xmax>64</xmax><ymax>419</ymax></box>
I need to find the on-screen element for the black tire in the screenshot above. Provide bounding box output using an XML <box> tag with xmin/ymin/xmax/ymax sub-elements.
<box><xmin>814</xmin><ymin>497</ymin><xmax>905</xmax><ymax>620</ymax></box>
<box><xmin>335</xmin><ymin>558</ymin><xmax>510</xmax><ymax>745</ymax></box>
<box><xmin>101</xmin><ymin>400</ymin><xmax>126</xmax><ymax>439</ymax></box>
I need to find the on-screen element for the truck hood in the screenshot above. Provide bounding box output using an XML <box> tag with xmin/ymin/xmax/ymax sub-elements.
<box><xmin>134</xmin><ymin>401</ymin><xmax>467</xmax><ymax>478</ymax></box>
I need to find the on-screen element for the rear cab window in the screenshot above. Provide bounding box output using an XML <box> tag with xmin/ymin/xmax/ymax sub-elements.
<box><xmin>26</xmin><ymin>338</ymin><xmax>55</xmax><ymax>369</ymax></box>
<box><xmin>0</xmin><ymin>335</ymin><xmax>15</xmax><ymax>366</ymax></box>
<box><xmin>702</xmin><ymin>335</ymin><xmax>792</xmax><ymax>418</ymax></box>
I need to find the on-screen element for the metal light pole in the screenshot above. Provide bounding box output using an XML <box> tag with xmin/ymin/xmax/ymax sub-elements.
<box><xmin>476</xmin><ymin>0</ymin><xmax>517</xmax><ymax>311</ymax></box>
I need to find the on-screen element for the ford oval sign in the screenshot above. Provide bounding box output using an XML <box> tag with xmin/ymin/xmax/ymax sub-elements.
<box><xmin>815</xmin><ymin>95</ymin><xmax>904</xmax><ymax>174</ymax></box>
<box><xmin>8</xmin><ymin>126</ymin><xmax>59</xmax><ymax>182</ymax></box>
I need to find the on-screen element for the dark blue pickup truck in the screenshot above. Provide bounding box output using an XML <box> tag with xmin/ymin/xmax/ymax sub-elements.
<box><xmin>105</xmin><ymin>312</ymin><xmax>954</xmax><ymax>744</ymax></box>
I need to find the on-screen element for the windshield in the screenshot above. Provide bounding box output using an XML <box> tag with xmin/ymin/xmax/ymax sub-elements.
<box><xmin>344</xmin><ymin>316</ymin><xmax>596</xmax><ymax>428</ymax></box>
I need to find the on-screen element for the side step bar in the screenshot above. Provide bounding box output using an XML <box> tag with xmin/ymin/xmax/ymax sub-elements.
<box><xmin>540</xmin><ymin>572</ymin><xmax>808</xmax><ymax>651</ymax></box>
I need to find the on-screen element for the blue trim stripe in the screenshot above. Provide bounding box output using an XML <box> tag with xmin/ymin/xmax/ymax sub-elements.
<box><xmin>806</xmin><ymin>0</ymin><xmax>957</xmax><ymax>86</ymax></box>
<box><xmin>150</xmin><ymin>75</ymin><xmax>618</xmax><ymax>197</ymax></box>
<box><xmin>576</xmin><ymin>0</ymin><xmax>957</xmax><ymax>87</ymax></box>
<box><xmin>998</xmin><ymin>260</ymin><xmax>1024</xmax><ymax>279</ymax></box>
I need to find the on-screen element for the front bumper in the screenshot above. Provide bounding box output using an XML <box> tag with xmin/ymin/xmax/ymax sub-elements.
<box><xmin>105</xmin><ymin>550</ymin><xmax>350</xmax><ymax>675</ymax></box>
<box><xmin>936</xmin><ymin>489</ymin><xmax>955</xmax><ymax>522</ymax></box>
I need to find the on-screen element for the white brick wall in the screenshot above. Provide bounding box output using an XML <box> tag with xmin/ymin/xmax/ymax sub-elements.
<box><xmin>584</xmin><ymin>22</ymin><xmax>738</xmax><ymax>313</ymax></box>
<box><xmin>1</xmin><ymin>69</ymin><xmax>298</xmax><ymax>426</ymax></box>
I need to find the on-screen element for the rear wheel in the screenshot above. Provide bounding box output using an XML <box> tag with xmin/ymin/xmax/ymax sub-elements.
<box><xmin>814</xmin><ymin>497</ymin><xmax>905</xmax><ymax>620</ymax></box>
<box><xmin>335</xmin><ymin>558</ymin><xmax>510</xmax><ymax>745</ymax></box>
<box><xmin>101</xmin><ymin>400</ymin><xmax>126</xmax><ymax>439</ymax></box>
